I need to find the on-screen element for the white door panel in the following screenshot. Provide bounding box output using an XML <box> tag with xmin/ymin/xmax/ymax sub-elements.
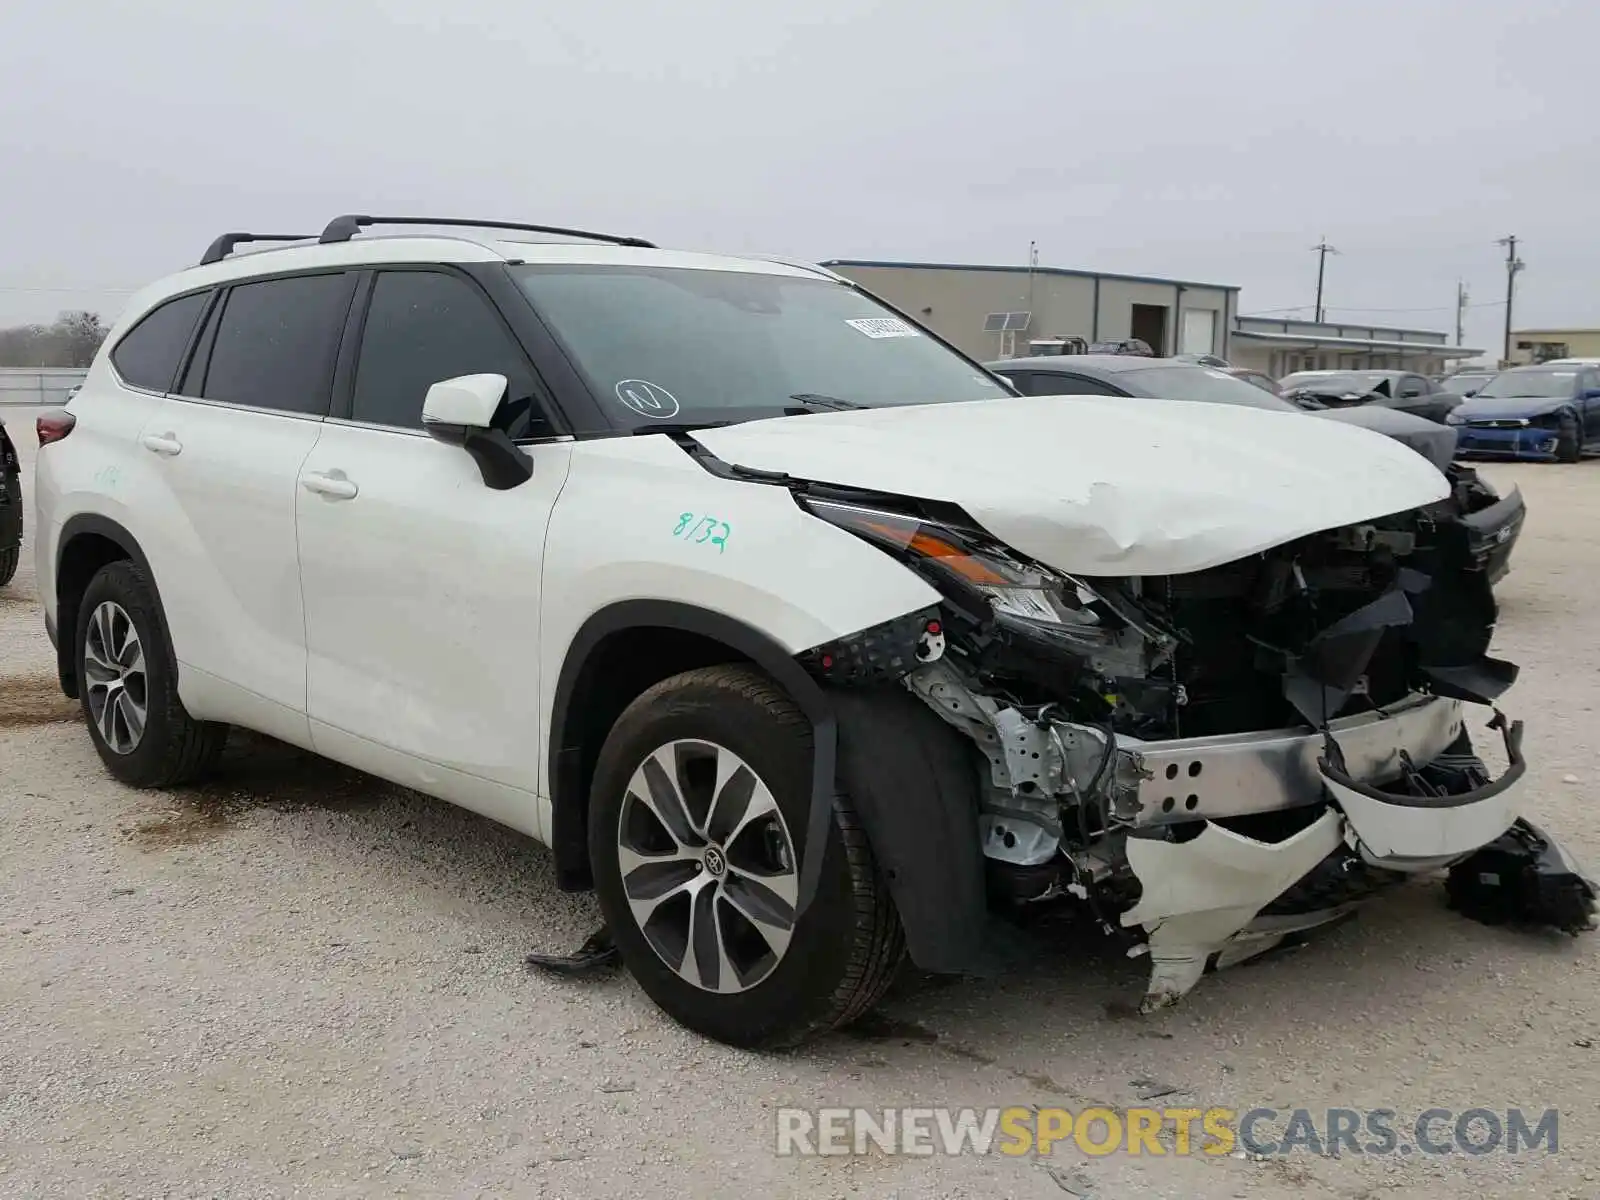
<box><xmin>134</xmin><ymin>399</ymin><xmax>322</xmax><ymax>741</ymax></box>
<box><xmin>296</xmin><ymin>424</ymin><xmax>572</xmax><ymax>836</ymax></box>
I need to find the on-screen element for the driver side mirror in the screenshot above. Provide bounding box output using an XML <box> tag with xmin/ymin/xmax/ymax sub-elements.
<box><xmin>422</xmin><ymin>373</ymin><xmax>534</xmax><ymax>491</ymax></box>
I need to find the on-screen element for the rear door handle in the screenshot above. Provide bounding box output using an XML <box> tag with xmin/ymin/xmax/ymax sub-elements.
<box><xmin>140</xmin><ymin>433</ymin><xmax>182</xmax><ymax>457</ymax></box>
<box><xmin>302</xmin><ymin>471</ymin><xmax>358</xmax><ymax>500</ymax></box>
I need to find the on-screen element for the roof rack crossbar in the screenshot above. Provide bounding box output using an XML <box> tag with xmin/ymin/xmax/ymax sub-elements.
<box><xmin>317</xmin><ymin>214</ymin><xmax>654</xmax><ymax>250</ymax></box>
<box><xmin>199</xmin><ymin>232</ymin><xmax>316</xmax><ymax>266</ymax></box>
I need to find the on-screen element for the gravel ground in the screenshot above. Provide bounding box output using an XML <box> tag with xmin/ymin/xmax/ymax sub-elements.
<box><xmin>3</xmin><ymin>408</ymin><xmax>1600</xmax><ymax>1199</ymax></box>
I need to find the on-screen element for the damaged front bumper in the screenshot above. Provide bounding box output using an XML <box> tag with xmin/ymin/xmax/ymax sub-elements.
<box><xmin>908</xmin><ymin>664</ymin><xmax>1596</xmax><ymax>1012</ymax></box>
<box><xmin>1119</xmin><ymin>710</ymin><xmax>1543</xmax><ymax>1011</ymax></box>
<box><xmin>797</xmin><ymin>480</ymin><xmax>1591</xmax><ymax>1012</ymax></box>
<box><xmin>1112</xmin><ymin>692</ymin><xmax>1469</xmax><ymax>829</ymax></box>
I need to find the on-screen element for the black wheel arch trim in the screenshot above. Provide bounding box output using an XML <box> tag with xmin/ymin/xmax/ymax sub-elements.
<box><xmin>549</xmin><ymin>600</ymin><xmax>839</xmax><ymax>921</ymax></box>
<box><xmin>53</xmin><ymin>514</ymin><xmax>162</xmax><ymax>698</ymax></box>
<box><xmin>549</xmin><ymin>599</ymin><xmax>993</xmax><ymax>974</ymax></box>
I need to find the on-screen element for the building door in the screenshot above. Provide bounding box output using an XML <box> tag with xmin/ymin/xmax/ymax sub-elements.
<box><xmin>1180</xmin><ymin>309</ymin><xmax>1216</xmax><ymax>356</ymax></box>
<box><xmin>1131</xmin><ymin>304</ymin><xmax>1168</xmax><ymax>356</ymax></box>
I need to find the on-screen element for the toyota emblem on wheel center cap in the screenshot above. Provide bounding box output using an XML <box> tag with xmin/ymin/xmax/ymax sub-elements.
<box><xmin>703</xmin><ymin>846</ymin><xmax>727</xmax><ymax>877</ymax></box>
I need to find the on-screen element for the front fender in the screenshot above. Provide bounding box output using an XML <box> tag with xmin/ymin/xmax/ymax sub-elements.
<box><xmin>538</xmin><ymin>435</ymin><xmax>938</xmax><ymax>793</ymax></box>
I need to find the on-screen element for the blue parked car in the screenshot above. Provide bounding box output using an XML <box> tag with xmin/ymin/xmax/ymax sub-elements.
<box><xmin>1449</xmin><ymin>364</ymin><xmax>1600</xmax><ymax>461</ymax></box>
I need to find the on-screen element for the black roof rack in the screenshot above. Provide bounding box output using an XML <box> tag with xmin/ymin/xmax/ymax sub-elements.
<box><xmin>199</xmin><ymin>232</ymin><xmax>316</xmax><ymax>266</ymax></box>
<box><xmin>317</xmin><ymin>214</ymin><xmax>655</xmax><ymax>250</ymax></box>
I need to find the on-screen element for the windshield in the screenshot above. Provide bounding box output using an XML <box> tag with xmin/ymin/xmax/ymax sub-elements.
<box><xmin>510</xmin><ymin>264</ymin><xmax>1009</xmax><ymax>428</ymax></box>
<box><xmin>1474</xmin><ymin>370</ymin><xmax>1577</xmax><ymax>400</ymax></box>
<box><xmin>1445</xmin><ymin>374</ymin><xmax>1491</xmax><ymax>389</ymax></box>
<box><xmin>1280</xmin><ymin>371</ymin><xmax>1387</xmax><ymax>396</ymax></box>
<box><xmin>1119</xmin><ymin>365</ymin><xmax>1300</xmax><ymax>413</ymax></box>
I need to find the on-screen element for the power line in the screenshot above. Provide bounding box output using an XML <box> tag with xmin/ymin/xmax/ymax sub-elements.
<box><xmin>0</xmin><ymin>284</ymin><xmax>138</xmax><ymax>295</ymax></box>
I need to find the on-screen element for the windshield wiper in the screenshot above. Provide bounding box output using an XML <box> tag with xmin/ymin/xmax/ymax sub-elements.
<box><xmin>628</xmin><ymin>420</ymin><xmax>737</xmax><ymax>436</ymax></box>
<box><xmin>786</xmin><ymin>393</ymin><xmax>869</xmax><ymax>414</ymax></box>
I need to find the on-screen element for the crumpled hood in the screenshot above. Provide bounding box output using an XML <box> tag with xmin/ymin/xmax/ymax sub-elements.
<box><xmin>1451</xmin><ymin>394</ymin><xmax>1571</xmax><ymax>421</ymax></box>
<box><xmin>690</xmin><ymin>395</ymin><xmax>1450</xmax><ymax>576</ymax></box>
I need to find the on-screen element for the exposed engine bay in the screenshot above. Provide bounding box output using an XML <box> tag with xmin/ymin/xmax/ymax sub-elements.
<box><xmin>796</xmin><ymin>488</ymin><xmax>1596</xmax><ymax>1010</ymax></box>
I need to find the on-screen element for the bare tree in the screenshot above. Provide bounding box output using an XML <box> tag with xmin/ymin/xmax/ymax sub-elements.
<box><xmin>0</xmin><ymin>310</ymin><xmax>109</xmax><ymax>368</ymax></box>
<box><xmin>56</xmin><ymin>310</ymin><xmax>108</xmax><ymax>367</ymax></box>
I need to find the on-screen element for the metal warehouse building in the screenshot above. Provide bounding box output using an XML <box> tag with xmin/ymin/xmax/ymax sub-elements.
<box><xmin>1230</xmin><ymin>316</ymin><xmax>1480</xmax><ymax>377</ymax></box>
<box><xmin>1509</xmin><ymin>328</ymin><xmax>1600</xmax><ymax>365</ymax></box>
<box><xmin>822</xmin><ymin>259</ymin><xmax>1239</xmax><ymax>363</ymax></box>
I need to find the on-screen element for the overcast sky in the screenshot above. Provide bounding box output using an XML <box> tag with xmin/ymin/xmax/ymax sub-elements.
<box><xmin>2</xmin><ymin>0</ymin><xmax>1594</xmax><ymax>357</ymax></box>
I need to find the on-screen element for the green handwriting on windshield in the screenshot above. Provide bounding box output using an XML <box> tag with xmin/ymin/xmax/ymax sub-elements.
<box><xmin>674</xmin><ymin>512</ymin><xmax>731</xmax><ymax>553</ymax></box>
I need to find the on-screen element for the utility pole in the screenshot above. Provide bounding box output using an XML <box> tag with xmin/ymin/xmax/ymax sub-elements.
<box><xmin>1496</xmin><ymin>235</ymin><xmax>1524</xmax><ymax>365</ymax></box>
<box><xmin>1455</xmin><ymin>280</ymin><xmax>1469</xmax><ymax>346</ymax></box>
<box><xmin>1027</xmin><ymin>240</ymin><xmax>1038</xmax><ymax>314</ymax></box>
<box><xmin>1311</xmin><ymin>237</ymin><xmax>1338</xmax><ymax>323</ymax></box>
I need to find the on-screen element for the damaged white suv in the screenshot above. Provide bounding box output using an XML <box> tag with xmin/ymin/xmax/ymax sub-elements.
<box><xmin>35</xmin><ymin>215</ymin><xmax>1595</xmax><ymax>1048</ymax></box>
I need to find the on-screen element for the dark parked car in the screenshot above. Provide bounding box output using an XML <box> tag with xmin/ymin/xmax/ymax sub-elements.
<box><xmin>1448</xmin><ymin>364</ymin><xmax>1600</xmax><ymax>462</ymax></box>
<box><xmin>1</xmin><ymin>414</ymin><xmax>21</xmax><ymax>587</ymax></box>
<box><xmin>1222</xmin><ymin>367</ymin><xmax>1282</xmax><ymax>395</ymax></box>
<box><xmin>1174</xmin><ymin>352</ymin><xmax>1232</xmax><ymax>369</ymax></box>
<box><xmin>989</xmin><ymin>355</ymin><xmax>1525</xmax><ymax>582</ymax></box>
<box><xmin>1278</xmin><ymin>369</ymin><xmax>1463</xmax><ymax>424</ymax></box>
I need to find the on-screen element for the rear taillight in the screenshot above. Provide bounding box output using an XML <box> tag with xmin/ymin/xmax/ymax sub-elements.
<box><xmin>37</xmin><ymin>410</ymin><xmax>75</xmax><ymax>446</ymax></box>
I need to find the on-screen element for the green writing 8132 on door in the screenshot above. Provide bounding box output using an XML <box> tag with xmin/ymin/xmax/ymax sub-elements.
<box><xmin>674</xmin><ymin>512</ymin><xmax>731</xmax><ymax>553</ymax></box>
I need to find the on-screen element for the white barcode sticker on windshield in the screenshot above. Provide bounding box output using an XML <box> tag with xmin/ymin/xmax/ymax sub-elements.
<box><xmin>846</xmin><ymin>317</ymin><xmax>921</xmax><ymax>339</ymax></box>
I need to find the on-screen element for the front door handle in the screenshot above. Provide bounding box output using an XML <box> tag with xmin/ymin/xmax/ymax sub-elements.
<box><xmin>140</xmin><ymin>433</ymin><xmax>182</xmax><ymax>457</ymax></box>
<box><xmin>302</xmin><ymin>471</ymin><xmax>358</xmax><ymax>500</ymax></box>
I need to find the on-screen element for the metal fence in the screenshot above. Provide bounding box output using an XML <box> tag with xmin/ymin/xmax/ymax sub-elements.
<box><xmin>0</xmin><ymin>368</ymin><xmax>88</xmax><ymax>407</ymax></box>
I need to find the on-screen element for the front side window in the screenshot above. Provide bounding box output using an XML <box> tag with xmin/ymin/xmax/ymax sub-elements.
<box><xmin>510</xmin><ymin>264</ymin><xmax>1007</xmax><ymax>429</ymax></box>
<box><xmin>110</xmin><ymin>291</ymin><xmax>209</xmax><ymax>392</ymax></box>
<box><xmin>353</xmin><ymin>270</ymin><xmax>543</xmax><ymax>433</ymax></box>
<box><xmin>203</xmin><ymin>274</ymin><xmax>350</xmax><ymax>415</ymax></box>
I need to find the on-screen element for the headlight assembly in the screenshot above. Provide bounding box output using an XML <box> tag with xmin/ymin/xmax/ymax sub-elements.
<box><xmin>800</xmin><ymin>496</ymin><xmax>1178</xmax><ymax>679</ymax></box>
<box><xmin>800</xmin><ymin>497</ymin><xmax>1102</xmax><ymax>624</ymax></box>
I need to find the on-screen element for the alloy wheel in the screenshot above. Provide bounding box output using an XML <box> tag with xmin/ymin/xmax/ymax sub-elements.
<box><xmin>83</xmin><ymin>600</ymin><xmax>148</xmax><ymax>755</ymax></box>
<box><xmin>616</xmin><ymin>739</ymin><xmax>799</xmax><ymax>993</ymax></box>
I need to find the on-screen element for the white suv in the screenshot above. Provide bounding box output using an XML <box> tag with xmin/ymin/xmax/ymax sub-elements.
<box><xmin>35</xmin><ymin>215</ymin><xmax>1593</xmax><ymax>1047</ymax></box>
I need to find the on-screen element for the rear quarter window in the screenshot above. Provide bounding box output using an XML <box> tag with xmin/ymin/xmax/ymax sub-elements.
<box><xmin>201</xmin><ymin>273</ymin><xmax>351</xmax><ymax>415</ymax></box>
<box><xmin>110</xmin><ymin>291</ymin><xmax>210</xmax><ymax>392</ymax></box>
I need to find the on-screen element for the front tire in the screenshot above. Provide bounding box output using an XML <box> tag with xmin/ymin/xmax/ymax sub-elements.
<box><xmin>1557</xmin><ymin>411</ymin><xmax>1581</xmax><ymax>462</ymax></box>
<box><xmin>589</xmin><ymin>665</ymin><xmax>904</xmax><ymax>1048</ymax></box>
<box><xmin>75</xmin><ymin>560</ymin><xmax>227</xmax><ymax>787</ymax></box>
<box><xmin>0</xmin><ymin>545</ymin><xmax>17</xmax><ymax>588</ymax></box>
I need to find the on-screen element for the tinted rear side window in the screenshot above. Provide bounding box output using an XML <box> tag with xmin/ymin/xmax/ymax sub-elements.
<box><xmin>1026</xmin><ymin>372</ymin><xmax>1123</xmax><ymax>397</ymax></box>
<box><xmin>110</xmin><ymin>291</ymin><xmax>209</xmax><ymax>392</ymax></box>
<box><xmin>352</xmin><ymin>270</ymin><xmax>534</xmax><ymax>430</ymax></box>
<box><xmin>203</xmin><ymin>274</ymin><xmax>350</xmax><ymax>415</ymax></box>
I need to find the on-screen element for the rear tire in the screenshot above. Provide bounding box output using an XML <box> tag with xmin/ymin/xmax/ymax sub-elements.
<box><xmin>0</xmin><ymin>545</ymin><xmax>17</xmax><ymax>588</ymax></box>
<box><xmin>75</xmin><ymin>560</ymin><xmax>227</xmax><ymax>787</ymax></box>
<box><xmin>588</xmin><ymin>665</ymin><xmax>904</xmax><ymax>1048</ymax></box>
<box><xmin>1557</xmin><ymin>411</ymin><xmax>1581</xmax><ymax>462</ymax></box>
